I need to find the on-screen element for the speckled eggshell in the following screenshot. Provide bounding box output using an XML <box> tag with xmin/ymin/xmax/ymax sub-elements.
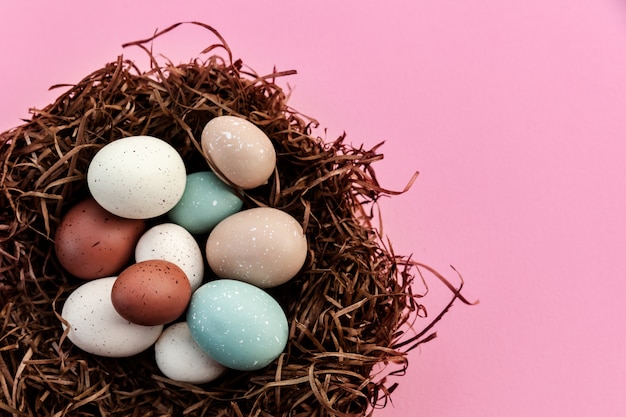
<box><xmin>61</xmin><ymin>277</ymin><xmax>163</xmax><ymax>357</ymax></box>
<box><xmin>167</xmin><ymin>171</ymin><xmax>243</xmax><ymax>235</ymax></box>
<box><xmin>111</xmin><ymin>260</ymin><xmax>191</xmax><ymax>326</ymax></box>
<box><xmin>205</xmin><ymin>207</ymin><xmax>308</xmax><ymax>288</ymax></box>
<box><xmin>87</xmin><ymin>135</ymin><xmax>187</xmax><ymax>219</ymax></box>
<box><xmin>54</xmin><ymin>197</ymin><xmax>145</xmax><ymax>280</ymax></box>
<box><xmin>200</xmin><ymin>116</ymin><xmax>276</xmax><ymax>189</ymax></box>
<box><xmin>135</xmin><ymin>223</ymin><xmax>204</xmax><ymax>291</ymax></box>
<box><xmin>155</xmin><ymin>322</ymin><xmax>227</xmax><ymax>384</ymax></box>
<box><xmin>187</xmin><ymin>279</ymin><xmax>288</xmax><ymax>371</ymax></box>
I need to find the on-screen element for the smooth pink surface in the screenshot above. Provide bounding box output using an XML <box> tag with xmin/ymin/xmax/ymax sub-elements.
<box><xmin>2</xmin><ymin>1</ymin><xmax>626</xmax><ymax>416</ymax></box>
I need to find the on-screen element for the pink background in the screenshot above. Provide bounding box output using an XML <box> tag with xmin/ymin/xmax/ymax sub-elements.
<box><xmin>2</xmin><ymin>1</ymin><xmax>626</xmax><ymax>415</ymax></box>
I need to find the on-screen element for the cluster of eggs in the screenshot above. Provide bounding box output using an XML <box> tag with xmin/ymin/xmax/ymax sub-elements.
<box><xmin>56</xmin><ymin>116</ymin><xmax>308</xmax><ymax>384</ymax></box>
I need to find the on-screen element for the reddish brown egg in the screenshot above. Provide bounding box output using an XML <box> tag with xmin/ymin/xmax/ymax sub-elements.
<box><xmin>111</xmin><ymin>260</ymin><xmax>191</xmax><ymax>326</ymax></box>
<box><xmin>54</xmin><ymin>197</ymin><xmax>145</xmax><ymax>280</ymax></box>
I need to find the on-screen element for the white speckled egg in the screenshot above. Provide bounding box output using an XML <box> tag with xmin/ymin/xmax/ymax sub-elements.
<box><xmin>187</xmin><ymin>279</ymin><xmax>289</xmax><ymax>371</ymax></box>
<box><xmin>205</xmin><ymin>207</ymin><xmax>308</xmax><ymax>288</ymax></box>
<box><xmin>87</xmin><ymin>136</ymin><xmax>187</xmax><ymax>219</ymax></box>
<box><xmin>135</xmin><ymin>223</ymin><xmax>204</xmax><ymax>291</ymax></box>
<box><xmin>60</xmin><ymin>277</ymin><xmax>163</xmax><ymax>357</ymax></box>
<box><xmin>201</xmin><ymin>116</ymin><xmax>276</xmax><ymax>189</ymax></box>
<box><xmin>155</xmin><ymin>322</ymin><xmax>227</xmax><ymax>384</ymax></box>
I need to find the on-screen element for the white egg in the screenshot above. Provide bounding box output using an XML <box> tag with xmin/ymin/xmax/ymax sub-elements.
<box><xmin>87</xmin><ymin>136</ymin><xmax>187</xmax><ymax>219</ymax></box>
<box><xmin>201</xmin><ymin>116</ymin><xmax>276</xmax><ymax>189</ymax></box>
<box><xmin>205</xmin><ymin>207</ymin><xmax>308</xmax><ymax>288</ymax></box>
<box><xmin>61</xmin><ymin>277</ymin><xmax>163</xmax><ymax>357</ymax></box>
<box><xmin>135</xmin><ymin>223</ymin><xmax>204</xmax><ymax>291</ymax></box>
<box><xmin>155</xmin><ymin>322</ymin><xmax>226</xmax><ymax>384</ymax></box>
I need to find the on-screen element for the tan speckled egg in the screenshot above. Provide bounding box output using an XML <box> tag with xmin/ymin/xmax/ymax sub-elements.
<box><xmin>111</xmin><ymin>260</ymin><xmax>191</xmax><ymax>326</ymax></box>
<box><xmin>205</xmin><ymin>207</ymin><xmax>308</xmax><ymax>288</ymax></box>
<box><xmin>201</xmin><ymin>116</ymin><xmax>276</xmax><ymax>189</ymax></box>
<box><xmin>87</xmin><ymin>136</ymin><xmax>187</xmax><ymax>219</ymax></box>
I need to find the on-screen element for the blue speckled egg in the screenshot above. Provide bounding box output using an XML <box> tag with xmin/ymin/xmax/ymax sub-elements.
<box><xmin>186</xmin><ymin>279</ymin><xmax>288</xmax><ymax>371</ymax></box>
<box><xmin>168</xmin><ymin>171</ymin><xmax>243</xmax><ymax>234</ymax></box>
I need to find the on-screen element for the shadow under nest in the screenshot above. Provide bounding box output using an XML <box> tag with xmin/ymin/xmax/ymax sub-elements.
<box><xmin>0</xmin><ymin>22</ymin><xmax>469</xmax><ymax>417</ymax></box>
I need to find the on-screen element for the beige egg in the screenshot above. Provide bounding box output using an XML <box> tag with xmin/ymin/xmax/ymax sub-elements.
<box><xmin>201</xmin><ymin>116</ymin><xmax>276</xmax><ymax>189</ymax></box>
<box><xmin>205</xmin><ymin>207</ymin><xmax>308</xmax><ymax>288</ymax></box>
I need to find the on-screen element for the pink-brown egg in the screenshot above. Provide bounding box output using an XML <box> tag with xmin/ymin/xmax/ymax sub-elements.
<box><xmin>54</xmin><ymin>197</ymin><xmax>145</xmax><ymax>280</ymax></box>
<box><xmin>201</xmin><ymin>116</ymin><xmax>276</xmax><ymax>189</ymax></box>
<box><xmin>111</xmin><ymin>260</ymin><xmax>191</xmax><ymax>326</ymax></box>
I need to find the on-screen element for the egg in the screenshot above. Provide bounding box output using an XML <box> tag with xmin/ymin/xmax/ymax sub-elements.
<box><xmin>61</xmin><ymin>277</ymin><xmax>163</xmax><ymax>357</ymax></box>
<box><xmin>87</xmin><ymin>135</ymin><xmax>187</xmax><ymax>219</ymax></box>
<box><xmin>111</xmin><ymin>260</ymin><xmax>191</xmax><ymax>326</ymax></box>
<box><xmin>155</xmin><ymin>322</ymin><xmax>227</xmax><ymax>384</ymax></box>
<box><xmin>187</xmin><ymin>279</ymin><xmax>288</xmax><ymax>371</ymax></box>
<box><xmin>201</xmin><ymin>116</ymin><xmax>276</xmax><ymax>189</ymax></box>
<box><xmin>135</xmin><ymin>223</ymin><xmax>204</xmax><ymax>291</ymax></box>
<box><xmin>205</xmin><ymin>207</ymin><xmax>308</xmax><ymax>288</ymax></box>
<box><xmin>54</xmin><ymin>197</ymin><xmax>145</xmax><ymax>280</ymax></box>
<box><xmin>167</xmin><ymin>171</ymin><xmax>243</xmax><ymax>235</ymax></box>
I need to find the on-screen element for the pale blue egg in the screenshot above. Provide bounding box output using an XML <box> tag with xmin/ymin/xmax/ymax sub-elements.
<box><xmin>187</xmin><ymin>279</ymin><xmax>288</xmax><ymax>371</ymax></box>
<box><xmin>168</xmin><ymin>171</ymin><xmax>243</xmax><ymax>234</ymax></box>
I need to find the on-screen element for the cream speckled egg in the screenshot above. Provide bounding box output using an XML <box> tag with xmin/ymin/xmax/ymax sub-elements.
<box><xmin>205</xmin><ymin>207</ymin><xmax>308</xmax><ymax>288</ymax></box>
<box><xmin>201</xmin><ymin>116</ymin><xmax>276</xmax><ymax>189</ymax></box>
<box><xmin>87</xmin><ymin>136</ymin><xmax>187</xmax><ymax>219</ymax></box>
<box><xmin>135</xmin><ymin>223</ymin><xmax>204</xmax><ymax>291</ymax></box>
<box><xmin>61</xmin><ymin>277</ymin><xmax>163</xmax><ymax>357</ymax></box>
<box><xmin>155</xmin><ymin>322</ymin><xmax>227</xmax><ymax>384</ymax></box>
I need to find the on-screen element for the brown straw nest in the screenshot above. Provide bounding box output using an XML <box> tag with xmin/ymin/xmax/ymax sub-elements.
<box><xmin>0</xmin><ymin>22</ymin><xmax>471</xmax><ymax>417</ymax></box>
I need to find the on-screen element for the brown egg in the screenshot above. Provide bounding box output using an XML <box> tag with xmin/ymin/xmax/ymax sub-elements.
<box><xmin>111</xmin><ymin>260</ymin><xmax>191</xmax><ymax>326</ymax></box>
<box><xmin>54</xmin><ymin>197</ymin><xmax>145</xmax><ymax>280</ymax></box>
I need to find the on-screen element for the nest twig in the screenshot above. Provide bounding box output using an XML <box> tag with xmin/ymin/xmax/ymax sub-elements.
<box><xmin>0</xmin><ymin>22</ymin><xmax>472</xmax><ymax>417</ymax></box>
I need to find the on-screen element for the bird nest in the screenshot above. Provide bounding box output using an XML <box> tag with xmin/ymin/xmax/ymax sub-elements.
<box><xmin>0</xmin><ymin>23</ymin><xmax>470</xmax><ymax>417</ymax></box>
